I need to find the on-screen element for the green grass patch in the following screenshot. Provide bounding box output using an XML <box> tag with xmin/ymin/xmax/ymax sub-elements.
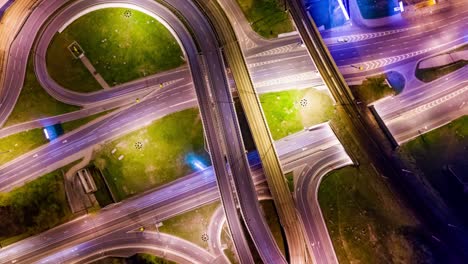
<box><xmin>399</xmin><ymin>116</ymin><xmax>468</xmax><ymax>220</ymax></box>
<box><xmin>47</xmin><ymin>33</ymin><xmax>101</xmax><ymax>92</ymax></box>
<box><xmin>319</xmin><ymin>166</ymin><xmax>436</xmax><ymax>263</ymax></box>
<box><xmin>350</xmin><ymin>75</ymin><xmax>395</xmax><ymax>104</ymax></box>
<box><xmin>416</xmin><ymin>60</ymin><xmax>468</xmax><ymax>83</ymax></box>
<box><xmin>159</xmin><ymin>202</ymin><xmax>220</xmax><ymax>249</ymax></box>
<box><xmin>236</xmin><ymin>0</ymin><xmax>294</xmax><ymax>39</ymax></box>
<box><xmin>4</xmin><ymin>58</ymin><xmax>80</xmax><ymax>127</ymax></box>
<box><xmin>0</xmin><ymin>128</ymin><xmax>47</xmax><ymax>166</ymax></box>
<box><xmin>260</xmin><ymin>88</ymin><xmax>334</xmax><ymax>140</ymax></box>
<box><xmin>47</xmin><ymin>8</ymin><xmax>184</xmax><ymax>91</ymax></box>
<box><xmin>93</xmin><ymin>108</ymin><xmax>209</xmax><ymax>200</ymax></box>
<box><xmin>416</xmin><ymin>44</ymin><xmax>468</xmax><ymax>83</ymax></box>
<box><xmin>260</xmin><ymin>200</ymin><xmax>286</xmax><ymax>256</ymax></box>
<box><xmin>401</xmin><ymin>116</ymin><xmax>467</xmax><ymax>169</ymax></box>
<box><xmin>0</xmin><ymin>170</ymin><xmax>72</xmax><ymax>247</ymax></box>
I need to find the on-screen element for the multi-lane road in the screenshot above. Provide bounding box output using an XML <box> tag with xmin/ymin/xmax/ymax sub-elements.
<box><xmin>276</xmin><ymin>124</ymin><xmax>353</xmax><ymax>264</ymax></box>
<box><xmin>0</xmin><ymin>0</ymin><xmax>466</xmax><ymax>263</ymax></box>
<box><xmin>375</xmin><ymin>67</ymin><xmax>467</xmax><ymax>144</ymax></box>
<box><xmin>0</xmin><ymin>123</ymin><xmax>349</xmax><ymax>264</ymax></box>
<box><xmin>1</xmin><ymin>0</ymin><xmax>288</xmax><ymax>263</ymax></box>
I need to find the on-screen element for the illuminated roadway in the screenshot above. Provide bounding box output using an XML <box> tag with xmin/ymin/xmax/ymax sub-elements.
<box><xmin>284</xmin><ymin>1</ymin><xmax>447</xmax><ymax>263</ymax></box>
<box><xmin>0</xmin><ymin>62</ymin><xmax>464</xmax><ymax>263</ymax></box>
<box><xmin>0</xmin><ymin>3</ymin><xmax>324</xmax><ymax>261</ymax></box>
<box><xmin>0</xmin><ymin>1</ymin><xmax>314</xmax><ymax>260</ymax></box>
<box><xmin>173</xmin><ymin>0</ymin><xmax>285</xmax><ymax>262</ymax></box>
<box><xmin>2</xmin><ymin>0</ymin><xmax>466</xmax><ymax>134</ymax></box>
<box><xmin>1</xmin><ymin>0</ymin><xmax>466</xmax><ymax>111</ymax></box>
<box><xmin>0</xmin><ymin>0</ymin><xmax>463</xmax><ymax>260</ymax></box>
<box><xmin>375</xmin><ymin>67</ymin><xmax>467</xmax><ymax>144</ymax></box>
<box><xmin>0</xmin><ymin>123</ymin><xmax>348</xmax><ymax>264</ymax></box>
<box><xmin>0</xmin><ymin>80</ymin><xmax>197</xmax><ymax>190</ymax></box>
<box><xmin>50</xmin><ymin>231</ymin><xmax>218</xmax><ymax>264</ymax></box>
<box><xmin>277</xmin><ymin>124</ymin><xmax>353</xmax><ymax>264</ymax></box>
<box><xmin>285</xmin><ymin>1</ymin><xmax>468</xmax><ymax>262</ymax></box>
<box><xmin>2</xmin><ymin>1</ymin><xmax>260</xmax><ymax>263</ymax></box>
<box><xmin>0</xmin><ymin>0</ymin><xmax>290</xmax><ymax>263</ymax></box>
<box><xmin>198</xmin><ymin>1</ymin><xmax>309</xmax><ymax>262</ymax></box>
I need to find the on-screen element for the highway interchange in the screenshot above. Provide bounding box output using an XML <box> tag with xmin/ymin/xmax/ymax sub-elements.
<box><xmin>0</xmin><ymin>124</ymin><xmax>350</xmax><ymax>264</ymax></box>
<box><xmin>0</xmin><ymin>0</ymin><xmax>466</xmax><ymax>263</ymax></box>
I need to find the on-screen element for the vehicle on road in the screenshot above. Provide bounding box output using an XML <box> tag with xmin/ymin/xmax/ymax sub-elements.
<box><xmin>337</xmin><ymin>37</ymin><xmax>349</xmax><ymax>43</ymax></box>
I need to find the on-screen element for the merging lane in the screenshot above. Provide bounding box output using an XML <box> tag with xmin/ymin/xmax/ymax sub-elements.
<box><xmin>0</xmin><ymin>123</ymin><xmax>346</xmax><ymax>264</ymax></box>
<box><xmin>0</xmin><ymin>0</ymin><xmax>466</xmax><ymax>263</ymax></box>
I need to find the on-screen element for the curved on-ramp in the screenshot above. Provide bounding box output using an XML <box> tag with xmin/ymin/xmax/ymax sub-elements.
<box><xmin>31</xmin><ymin>0</ymin><xmax>284</xmax><ymax>263</ymax></box>
<box><xmin>33</xmin><ymin>1</ymin><xmax>191</xmax><ymax>107</ymax></box>
<box><xmin>0</xmin><ymin>0</ymin><xmax>265</xmax><ymax>262</ymax></box>
<box><xmin>38</xmin><ymin>231</ymin><xmax>215</xmax><ymax>264</ymax></box>
<box><xmin>295</xmin><ymin>146</ymin><xmax>353</xmax><ymax>264</ymax></box>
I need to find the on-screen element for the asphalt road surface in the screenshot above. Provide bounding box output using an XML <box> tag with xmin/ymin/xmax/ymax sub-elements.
<box><xmin>0</xmin><ymin>0</ymin><xmax>466</xmax><ymax>262</ymax></box>
<box><xmin>375</xmin><ymin>67</ymin><xmax>467</xmax><ymax>144</ymax></box>
<box><xmin>0</xmin><ymin>123</ymin><xmax>347</xmax><ymax>264</ymax></box>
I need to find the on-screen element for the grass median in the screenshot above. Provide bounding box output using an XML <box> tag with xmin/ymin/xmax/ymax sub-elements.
<box><xmin>47</xmin><ymin>8</ymin><xmax>184</xmax><ymax>92</ymax></box>
<box><xmin>349</xmin><ymin>74</ymin><xmax>395</xmax><ymax>104</ymax></box>
<box><xmin>260</xmin><ymin>87</ymin><xmax>334</xmax><ymax>140</ymax></box>
<box><xmin>93</xmin><ymin>108</ymin><xmax>210</xmax><ymax>201</ymax></box>
<box><xmin>236</xmin><ymin>0</ymin><xmax>294</xmax><ymax>38</ymax></box>
<box><xmin>416</xmin><ymin>60</ymin><xmax>468</xmax><ymax>83</ymax></box>
<box><xmin>416</xmin><ymin>44</ymin><xmax>468</xmax><ymax>83</ymax></box>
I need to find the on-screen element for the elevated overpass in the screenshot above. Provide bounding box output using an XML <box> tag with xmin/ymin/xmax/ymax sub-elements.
<box><xmin>195</xmin><ymin>0</ymin><xmax>310</xmax><ymax>262</ymax></box>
